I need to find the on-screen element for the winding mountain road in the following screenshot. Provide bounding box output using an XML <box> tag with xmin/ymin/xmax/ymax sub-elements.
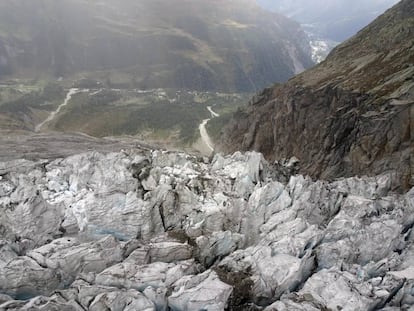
<box><xmin>35</xmin><ymin>90</ymin><xmax>221</xmax><ymax>156</ymax></box>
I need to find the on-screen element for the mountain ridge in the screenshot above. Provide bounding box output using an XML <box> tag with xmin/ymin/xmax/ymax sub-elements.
<box><xmin>219</xmin><ymin>0</ymin><xmax>414</xmax><ymax>190</ymax></box>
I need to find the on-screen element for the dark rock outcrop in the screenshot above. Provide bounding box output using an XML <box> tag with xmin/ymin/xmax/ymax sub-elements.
<box><xmin>219</xmin><ymin>0</ymin><xmax>413</xmax><ymax>190</ymax></box>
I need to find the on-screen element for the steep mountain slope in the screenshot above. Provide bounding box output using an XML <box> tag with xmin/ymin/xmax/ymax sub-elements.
<box><xmin>220</xmin><ymin>0</ymin><xmax>414</xmax><ymax>190</ymax></box>
<box><xmin>257</xmin><ymin>0</ymin><xmax>399</xmax><ymax>41</ymax></box>
<box><xmin>0</xmin><ymin>0</ymin><xmax>313</xmax><ymax>92</ymax></box>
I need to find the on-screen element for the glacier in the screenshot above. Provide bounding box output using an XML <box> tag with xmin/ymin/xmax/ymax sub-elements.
<box><xmin>0</xmin><ymin>149</ymin><xmax>413</xmax><ymax>310</ymax></box>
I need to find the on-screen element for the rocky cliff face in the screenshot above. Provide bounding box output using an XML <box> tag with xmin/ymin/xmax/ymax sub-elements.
<box><xmin>0</xmin><ymin>0</ymin><xmax>313</xmax><ymax>92</ymax></box>
<box><xmin>220</xmin><ymin>0</ymin><xmax>413</xmax><ymax>190</ymax></box>
<box><xmin>0</xmin><ymin>148</ymin><xmax>414</xmax><ymax>310</ymax></box>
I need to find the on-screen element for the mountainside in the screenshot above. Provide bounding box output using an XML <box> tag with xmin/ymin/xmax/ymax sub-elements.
<box><xmin>0</xmin><ymin>0</ymin><xmax>313</xmax><ymax>92</ymax></box>
<box><xmin>256</xmin><ymin>0</ymin><xmax>399</xmax><ymax>42</ymax></box>
<box><xmin>220</xmin><ymin>0</ymin><xmax>414</xmax><ymax>190</ymax></box>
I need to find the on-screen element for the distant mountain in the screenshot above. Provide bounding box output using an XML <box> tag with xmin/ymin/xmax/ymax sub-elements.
<box><xmin>257</xmin><ymin>0</ymin><xmax>399</xmax><ymax>41</ymax></box>
<box><xmin>220</xmin><ymin>0</ymin><xmax>413</xmax><ymax>190</ymax></box>
<box><xmin>0</xmin><ymin>0</ymin><xmax>313</xmax><ymax>92</ymax></box>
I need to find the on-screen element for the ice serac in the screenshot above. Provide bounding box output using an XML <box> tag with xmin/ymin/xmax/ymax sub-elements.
<box><xmin>219</xmin><ymin>0</ymin><xmax>414</xmax><ymax>191</ymax></box>
<box><xmin>168</xmin><ymin>270</ymin><xmax>233</xmax><ymax>311</ymax></box>
<box><xmin>0</xmin><ymin>148</ymin><xmax>414</xmax><ymax>309</ymax></box>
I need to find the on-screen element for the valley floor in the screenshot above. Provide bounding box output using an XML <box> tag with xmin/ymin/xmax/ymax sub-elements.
<box><xmin>0</xmin><ymin>83</ymin><xmax>249</xmax><ymax>157</ymax></box>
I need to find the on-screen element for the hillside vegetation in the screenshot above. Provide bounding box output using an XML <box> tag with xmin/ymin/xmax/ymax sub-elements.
<box><xmin>0</xmin><ymin>0</ymin><xmax>313</xmax><ymax>92</ymax></box>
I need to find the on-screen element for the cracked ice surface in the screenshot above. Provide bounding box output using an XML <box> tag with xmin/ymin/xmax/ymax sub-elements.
<box><xmin>0</xmin><ymin>149</ymin><xmax>413</xmax><ymax>310</ymax></box>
